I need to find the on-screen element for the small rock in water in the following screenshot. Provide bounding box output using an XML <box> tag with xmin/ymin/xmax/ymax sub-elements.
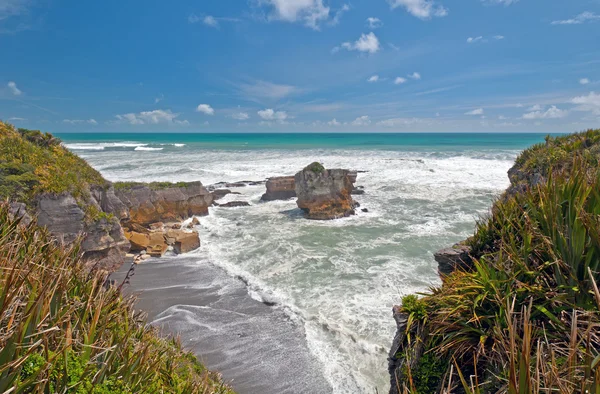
<box><xmin>219</xmin><ymin>201</ymin><xmax>251</xmax><ymax>208</ymax></box>
<box><xmin>361</xmin><ymin>208</ymin><xmax>369</xmax><ymax>213</ymax></box>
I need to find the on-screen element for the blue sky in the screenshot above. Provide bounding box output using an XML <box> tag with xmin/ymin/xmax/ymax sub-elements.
<box><xmin>1</xmin><ymin>0</ymin><xmax>600</xmax><ymax>132</ymax></box>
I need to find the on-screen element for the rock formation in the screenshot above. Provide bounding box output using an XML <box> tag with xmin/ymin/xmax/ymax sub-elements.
<box><xmin>295</xmin><ymin>163</ymin><xmax>357</xmax><ymax>220</ymax></box>
<box><xmin>114</xmin><ymin>182</ymin><xmax>213</xmax><ymax>226</ymax></box>
<box><xmin>217</xmin><ymin>201</ymin><xmax>251</xmax><ymax>208</ymax></box>
<box><xmin>434</xmin><ymin>243</ymin><xmax>472</xmax><ymax>277</ymax></box>
<box><xmin>260</xmin><ymin>176</ymin><xmax>297</xmax><ymax>201</ymax></box>
<box><xmin>124</xmin><ymin>224</ymin><xmax>200</xmax><ymax>257</ymax></box>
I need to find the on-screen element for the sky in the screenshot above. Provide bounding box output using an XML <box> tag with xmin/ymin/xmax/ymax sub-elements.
<box><xmin>1</xmin><ymin>0</ymin><xmax>600</xmax><ymax>133</ymax></box>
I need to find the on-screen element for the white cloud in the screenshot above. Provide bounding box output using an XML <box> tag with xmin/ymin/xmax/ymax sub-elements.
<box><xmin>387</xmin><ymin>0</ymin><xmax>448</xmax><ymax>20</ymax></box>
<box><xmin>258</xmin><ymin>108</ymin><xmax>288</xmax><ymax>121</ymax></box>
<box><xmin>259</xmin><ymin>0</ymin><xmax>330</xmax><ymax>30</ymax></box>
<box><xmin>196</xmin><ymin>104</ymin><xmax>215</xmax><ymax>115</ymax></box>
<box><xmin>328</xmin><ymin>118</ymin><xmax>341</xmax><ymax>126</ymax></box>
<box><xmin>571</xmin><ymin>92</ymin><xmax>600</xmax><ymax>115</ymax></box>
<box><xmin>8</xmin><ymin>117</ymin><xmax>25</xmax><ymax>121</ymax></box>
<box><xmin>238</xmin><ymin>80</ymin><xmax>297</xmax><ymax>100</ymax></box>
<box><xmin>394</xmin><ymin>77</ymin><xmax>407</xmax><ymax>85</ymax></box>
<box><xmin>522</xmin><ymin>105</ymin><xmax>568</xmax><ymax>119</ymax></box>
<box><xmin>231</xmin><ymin>112</ymin><xmax>250</xmax><ymax>120</ymax></box>
<box><xmin>528</xmin><ymin>104</ymin><xmax>543</xmax><ymax>111</ymax></box>
<box><xmin>115</xmin><ymin>109</ymin><xmax>182</xmax><ymax>125</ymax></box>
<box><xmin>376</xmin><ymin>118</ymin><xmax>425</xmax><ymax>127</ymax></box>
<box><xmin>188</xmin><ymin>14</ymin><xmax>200</xmax><ymax>23</ymax></box>
<box><xmin>154</xmin><ymin>94</ymin><xmax>164</xmax><ymax>104</ymax></box>
<box><xmin>341</xmin><ymin>32</ymin><xmax>381</xmax><ymax>54</ymax></box>
<box><xmin>482</xmin><ymin>0</ymin><xmax>518</xmax><ymax>5</ymax></box>
<box><xmin>7</xmin><ymin>81</ymin><xmax>21</xmax><ymax>95</ymax></box>
<box><xmin>465</xmin><ymin>108</ymin><xmax>484</xmax><ymax>115</ymax></box>
<box><xmin>174</xmin><ymin>119</ymin><xmax>190</xmax><ymax>126</ymax></box>
<box><xmin>366</xmin><ymin>17</ymin><xmax>383</xmax><ymax>29</ymax></box>
<box><xmin>0</xmin><ymin>0</ymin><xmax>30</xmax><ymax>20</ymax></box>
<box><xmin>368</xmin><ymin>75</ymin><xmax>380</xmax><ymax>82</ymax></box>
<box><xmin>552</xmin><ymin>12</ymin><xmax>600</xmax><ymax>25</ymax></box>
<box><xmin>408</xmin><ymin>72</ymin><xmax>421</xmax><ymax>80</ymax></box>
<box><xmin>203</xmin><ymin>16</ymin><xmax>219</xmax><ymax>28</ymax></box>
<box><xmin>62</xmin><ymin>119</ymin><xmax>97</xmax><ymax>125</ymax></box>
<box><xmin>494</xmin><ymin>35</ymin><xmax>505</xmax><ymax>40</ymax></box>
<box><xmin>330</xmin><ymin>4</ymin><xmax>350</xmax><ymax>25</ymax></box>
<box><xmin>351</xmin><ymin>115</ymin><xmax>371</xmax><ymax>126</ymax></box>
<box><xmin>580</xmin><ymin>78</ymin><xmax>590</xmax><ymax>85</ymax></box>
<box><xmin>467</xmin><ymin>36</ymin><xmax>484</xmax><ymax>43</ymax></box>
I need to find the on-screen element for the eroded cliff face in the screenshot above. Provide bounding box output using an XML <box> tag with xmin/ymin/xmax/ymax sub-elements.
<box><xmin>35</xmin><ymin>190</ymin><xmax>130</xmax><ymax>272</ymax></box>
<box><xmin>260</xmin><ymin>176</ymin><xmax>297</xmax><ymax>201</ymax></box>
<box><xmin>114</xmin><ymin>182</ymin><xmax>213</xmax><ymax>226</ymax></box>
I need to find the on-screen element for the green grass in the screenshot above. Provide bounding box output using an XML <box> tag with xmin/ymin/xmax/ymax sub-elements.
<box><xmin>303</xmin><ymin>162</ymin><xmax>325</xmax><ymax>174</ymax></box>
<box><xmin>0</xmin><ymin>201</ymin><xmax>234</xmax><ymax>393</ymax></box>
<box><xmin>113</xmin><ymin>181</ymin><xmax>190</xmax><ymax>191</ymax></box>
<box><xmin>397</xmin><ymin>129</ymin><xmax>600</xmax><ymax>392</ymax></box>
<box><xmin>0</xmin><ymin>121</ymin><xmax>108</xmax><ymax>206</ymax></box>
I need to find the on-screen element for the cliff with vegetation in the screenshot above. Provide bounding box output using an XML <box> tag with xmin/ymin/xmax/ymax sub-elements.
<box><xmin>390</xmin><ymin>129</ymin><xmax>600</xmax><ymax>393</ymax></box>
<box><xmin>0</xmin><ymin>121</ymin><xmax>213</xmax><ymax>270</ymax></box>
<box><xmin>0</xmin><ymin>202</ymin><xmax>232</xmax><ymax>393</ymax></box>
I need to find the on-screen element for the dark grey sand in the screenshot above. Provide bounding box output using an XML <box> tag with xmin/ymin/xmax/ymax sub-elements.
<box><xmin>113</xmin><ymin>255</ymin><xmax>333</xmax><ymax>394</ymax></box>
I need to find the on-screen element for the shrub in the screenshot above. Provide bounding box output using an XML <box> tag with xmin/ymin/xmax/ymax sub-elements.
<box><xmin>304</xmin><ymin>162</ymin><xmax>325</xmax><ymax>174</ymax></box>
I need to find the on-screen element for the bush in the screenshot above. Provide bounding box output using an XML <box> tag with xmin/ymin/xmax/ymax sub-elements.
<box><xmin>0</xmin><ymin>202</ymin><xmax>234</xmax><ymax>393</ymax></box>
<box><xmin>304</xmin><ymin>162</ymin><xmax>325</xmax><ymax>174</ymax></box>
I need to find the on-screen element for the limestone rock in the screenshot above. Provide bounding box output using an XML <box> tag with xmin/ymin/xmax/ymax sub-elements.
<box><xmin>211</xmin><ymin>189</ymin><xmax>233</xmax><ymax>201</ymax></box>
<box><xmin>260</xmin><ymin>176</ymin><xmax>296</xmax><ymax>201</ymax></box>
<box><xmin>434</xmin><ymin>243</ymin><xmax>473</xmax><ymax>277</ymax></box>
<box><xmin>295</xmin><ymin>163</ymin><xmax>357</xmax><ymax>220</ymax></box>
<box><xmin>173</xmin><ymin>231</ymin><xmax>200</xmax><ymax>254</ymax></box>
<box><xmin>115</xmin><ymin>181</ymin><xmax>213</xmax><ymax>226</ymax></box>
<box><xmin>218</xmin><ymin>201</ymin><xmax>250</xmax><ymax>208</ymax></box>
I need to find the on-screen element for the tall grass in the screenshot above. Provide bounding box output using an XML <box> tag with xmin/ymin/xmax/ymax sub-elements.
<box><xmin>0</xmin><ymin>202</ymin><xmax>233</xmax><ymax>393</ymax></box>
<box><xmin>398</xmin><ymin>154</ymin><xmax>600</xmax><ymax>392</ymax></box>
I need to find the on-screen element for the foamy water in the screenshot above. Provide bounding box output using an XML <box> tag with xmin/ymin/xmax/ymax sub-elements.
<box><xmin>65</xmin><ymin>136</ymin><xmax>533</xmax><ymax>393</ymax></box>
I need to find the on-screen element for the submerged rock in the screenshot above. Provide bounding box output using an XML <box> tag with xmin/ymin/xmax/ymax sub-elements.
<box><xmin>218</xmin><ymin>201</ymin><xmax>251</xmax><ymax>208</ymax></box>
<box><xmin>260</xmin><ymin>176</ymin><xmax>296</xmax><ymax>201</ymax></box>
<box><xmin>295</xmin><ymin>162</ymin><xmax>357</xmax><ymax>220</ymax></box>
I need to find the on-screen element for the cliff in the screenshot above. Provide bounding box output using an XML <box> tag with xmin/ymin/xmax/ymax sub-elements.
<box><xmin>389</xmin><ymin>129</ymin><xmax>600</xmax><ymax>393</ymax></box>
<box><xmin>0</xmin><ymin>122</ymin><xmax>211</xmax><ymax>271</ymax></box>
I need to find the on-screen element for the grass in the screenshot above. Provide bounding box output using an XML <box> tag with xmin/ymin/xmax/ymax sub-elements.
<box><xmin>0</xmin><ymin>121</ymin><xmax>108</xmax><ymax>206</ymax></box>
<box><xmin>0</xmin><ymin>201</ymin><xmax>234</xmax><ymax>393</ymax></box>
<box><xmin>396</xmin><ymin>129</ymin><xmax>600</xmax><ymax>392</ymax></box>
<box><xmin>303</xmin><ymin>162</ymin><xmax>325</xmax><ymax>174</ymax></box>
<box><xmin>113</xmin><ymin>181</ymin><xmax>191</xmax><ymax>191</ymax></box>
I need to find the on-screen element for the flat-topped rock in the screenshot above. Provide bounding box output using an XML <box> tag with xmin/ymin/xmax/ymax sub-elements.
<box><xmin>434</xmin><ymin>244</ymin><xmax>473</xmax><ymax>277</ymax></box>
<box><xmin>261</xmin><ymin>176</ymin><xmax>296</xmax><ymax>201</ymax></box>
<box><xmin>295</xmin><ymin>163</ymin><xmax>357</xmax><ymax>220</ymax></box>
<box><xmin>218</xmin><ymin>201</ymin><xmax>251</xmax><ymax>208</ymax></box>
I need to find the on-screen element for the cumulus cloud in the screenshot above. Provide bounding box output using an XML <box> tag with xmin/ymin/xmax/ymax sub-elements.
<box><xmin>465</xmin><ymin>108</ymin><xmax>484</xmax><ymax>115</ymax></box>
<box><xmin>394</xmin><ymin>77</ymin><xmax>407</xmax><ymax>85</ymax></box>
<box><xmin>341</xmin><ymin>32</ymin><xmax>381</xmax><ymax>54</ymax></box>
<box><xmin>231</xmin><ymin>112</ymin><xmax>250</xmax><ymax>120</ymax></box>
<box><xmin>376</xmin><ymin>118</ymin><xmax>425</xmax><ymax>127</ymax></box>
<box><xmin>203</xmin><ymin>16</ymin><xmax>219</xmax><ymax>27</ymax></box>
<box><xmin>368</xmin><ymin>75</ymin><xmax>380</xmax><ymax>82</ymax></box>
<box><xmin>238</xmin><ymin>80</ymin><xmax>297</xmax><ymax>100</ymax></box>
<box><xmin>522</xmin><ymin>105</ymin><xmax>568</xmax><ymax>119</ymax></box>
<box><xmin>366</xmin><ymin>17</ymin><xmax>383</xmax><ymax>28</ymax></box>
<box><xmin>63</xmin><ymin>119</ymin><xmax>98</xmax><ymax>125</ymax></box>
<box><xmin>552</xmin><ymin>12</ymin><xmax>600</xmax><ymax>25</ymax></box>
<box><xmin>467</xmin><ymin>36</ymin><xmax>484</xmax><ymax>43</ymax></box>
<box><xmin>328</xmin><ymin>118</ymin><xmax>341</xmax><ymax>126</ymax></box>
<box><xmin>408</xmin><ymin>72</ymin><xmax>421</xmax><ymax>80</ymax></box>
<box><xmin>258</xmin><ymin>108</ymin><xmax>288</xmax><ymax>121</ymax></box>
<box><xmin>387</xmin><ymin>0</ymin><xmax>448</xmax><ymax>20</ymax></box>
<box><xmin>330</xmin><ymin>4</ymin><xmax>350</xmax><ymax>25</ymax></box>
<box><xmin>580</xmin><ymin>78</ymin><xmax>590</xmax><ymax>85</ymax></box>
<box><xmin>188</xmin><ymin>14</ymin><xmax>241</xmax><ymax>27</ymax></box>
<box><xmin>196</xmin><ymin>104</ymin><xmax>215</xmax><ymax>115</ymax></box>
<box><xmin>259</xmin><ymin>0</ymin><xmax>330</xmax><ymax>30</ymax></box>
<box><xmin>528</xmin><ymin>104</ymin><xmax>543</xmax><ymax>111</ymax></box>
<box><xmin>115</xmin><ymin>109</ymin><xmax>184</xmax><ymax>125</ymax></box>
<box><xmin>7</xmin><ymin>81</ymin><xmax>21</xmax><ymax>95</ymax></box>
<box><xmin>351</xmin><ymin>115</ymin><xmax>371</xmax><ymax>126</ymax></box>
<box><xmin>571</xmin><ymin>92</ymin><xmax>600</xmax><ymax>115</ymax></box>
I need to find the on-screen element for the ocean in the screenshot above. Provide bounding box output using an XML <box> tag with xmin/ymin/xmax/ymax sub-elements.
<box><xmin>59</xmin><ymin>132</ymin><xmax>551</xmax><ymax>394</ymax></box>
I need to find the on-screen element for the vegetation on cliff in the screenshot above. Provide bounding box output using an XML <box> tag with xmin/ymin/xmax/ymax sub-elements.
<box><xmin>0</xmin><ymin>202</ymin><xmax>233</xmax><ymax>393</ymax></box>
<box><xmin>396</xmin><ymin>129</ymin><xmax>600</xmax><ymax>393</ymax></box>
<box><xmin>0</xmin><ymin>121</ymin><xmax>108</xmax><ymax>206</ymax></box>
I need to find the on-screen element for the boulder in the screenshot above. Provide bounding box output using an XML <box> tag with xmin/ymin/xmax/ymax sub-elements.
<box><xmin>260</xmin><ymin>176</ymin><xmax>296</xmax><ymax>201</ymax></box>
<box><xmin>218</xmin><ymin>201</ymin><xmax>251</xmax><ymax>208</ymax></box>
<box><xmin>126</xmin><ymin>231</ymin><xmax>151</xmax><ymax>252</ymax></box>
<box><xmin>434</xmin><ymin>244</ymin><xmax>473</xmax><ymax>277</ymax></box>
<box><xmin>149</xmin><ymin>222</ymin><xmax>164</xmax><ymax>230</ymax></box>
<box><xmin>295</xmin><ymin>163</ymin><xmax>357</xmax><ymax>220</ymax></box>
<box><xmin>115</xmin><ymin>181</ymin><xmax>213</xmax><ymax>226</ymax></box>
<box><xmin>212</xmin><ymin>189</ymin><xmax>233</xmax><ymax>201</ymax></box>
<box><xmin>173</xmin><ymin>231</ymin><xmax>200</xmax><ymax>254</ymax></box>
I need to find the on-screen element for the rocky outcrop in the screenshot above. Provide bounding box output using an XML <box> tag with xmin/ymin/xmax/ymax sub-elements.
<box><xmin>295</xmin><ymin>163</ymin><xmax>357</xmax><ymax>220</ymax></box>
<box><xmin>35</xmin><ymin>191</ymin><xmax>130</xmax><ymax>272</ymax></box>
<box><xmin>260</xmin><ymin>176</ymin><xmax>297</xmax><ymax>201</ymax></box>
<box><xmin>217</xmin><ymin>201</ymin><xmax>251</xmax><ymax>208</ymax></box>
<box><xmin>124</xmin><ymin>225</ymin><xmax>200</xmax><ymax>257</ymax></box>
<box><xmin>114</xmin><ymin>182</ymin><xmax>213</xmax><ymax>226</ymax></box>
<box><xmin>434</xmin><ymin>243</ymin><xmax>473</xmax><ymax>277</ymax></box>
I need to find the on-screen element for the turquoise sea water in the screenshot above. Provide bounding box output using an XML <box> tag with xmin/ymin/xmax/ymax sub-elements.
<box><xmin>58</xmin><ymin>132</ymin><xmax>553</xmax><ymax>151</ymax></box>
<box><xmin>63</xmin><ymin>132</ymin><xmax>550</xmax><ymax>393</ymax></box>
